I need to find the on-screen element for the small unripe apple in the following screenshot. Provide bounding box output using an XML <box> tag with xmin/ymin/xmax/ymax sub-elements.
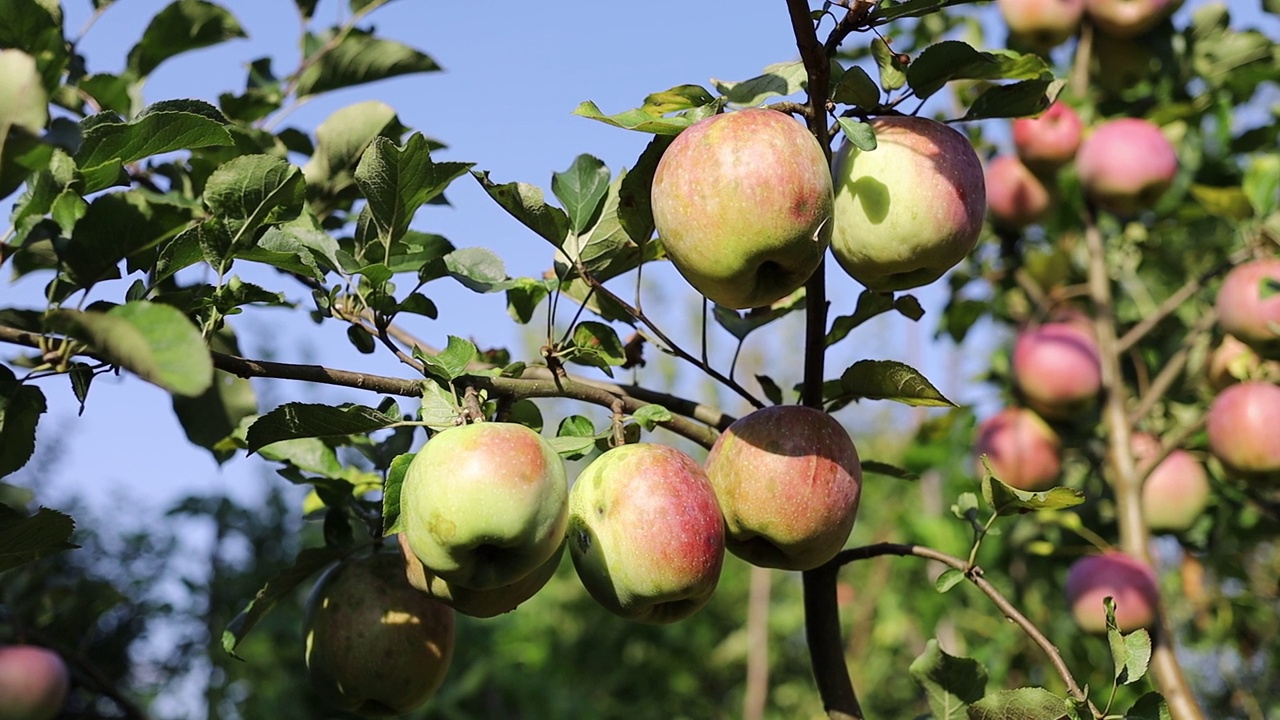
<box><xmin>1065</xmin><ymin>551</ymin><xmax>1160</xmax><ymax>633</ymax></box>
<box><xmin>1076</xmin><ymin>118</ymin><xmax>1177</xmax><ymax>215</ymax></box>
<box><xmin>1215</xmin><ymin>258</ymin><xmax>1280</xmax><ymax>360</ymax></box>
<box><xmin>568</xmin><ymin>443</ymin><xmax>725</xmax><ymax>624</ymax></box>
<box><xmin>1012</xmin><ymin>322</ymin><xmax>1103</xmax><ymax>419</ymax></box>
<box><xmin>1206</xmin><ymin>381</ymin><xmax>1280</xmax><ymax>477</ymax></box>
<box><xmin>974</xmin><ymin>407</ymin><xmax>1062</xmax><ymax>491</ymax></box>
<box><xmin>998</xmin><ymin>0</ymin><xmax>1085</xmax><ymax>49</ymax></box>
<box><xmin>1012</xmin><ymin>102</ymin><xmax>1083</xmax><ymax>172</ymax></box>
<box><xmin>1207</xmin><ymin>334</ymin><xmax>1279</xmax><ymax>390</ymax></box>
<box><xmin>1131</xmin><ymin>432</ymin><xmax>1211</xmax><ymax>532</ymax></box>
<box><xmin>0</xmin><ymin>645</ymin><xmax>69</xmax><ymax>720</ymax></box>
<box><xmin>1085</xmin><ymin>0</ymin><xmax>1177</xmax><ymax>38</ymax></box>
<box><xmin>303</xmin><ymin>553</ymin><xmax>455</xmax><ymax>716</ymax></box>
<box><xmin>400</xmin><ymin>422</ymin><xmax>568</xmax><ymax>590</ymax></box>
<box><xmin>397</xmin><ymin>533</ymin><xmax>563</xmax><ymax>618</ymax></box>
<box><xmin>985</xmin><ymin>155</ymin><xmax>1053</xmax><ymax>228</ymax></box>
<box><xmin>829</xmin><ymin>115</ymin><xmax>986</xmax><ymax>292</ymax></box>
<box><xmin>705</xmin><ymin>406</ymin><xmax>862</xmax><ymax>571</ymax></box>
<box><xmin>651</xmin><ymin>108</ymin><xmax>833</xmax><ymax>309</ymax></box>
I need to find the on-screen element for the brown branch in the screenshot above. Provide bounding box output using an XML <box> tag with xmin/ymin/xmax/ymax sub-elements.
<box><xmin>743</xmin><ymin>566</ymin><xmax>773</xmax><ymax>720</ymax></box>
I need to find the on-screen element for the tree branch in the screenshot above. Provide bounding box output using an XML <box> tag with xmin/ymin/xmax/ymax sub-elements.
<box><xmin>1115</xmin><ymin>249</ymin><xmax>1249</xmax><ymax>354</ymax></box>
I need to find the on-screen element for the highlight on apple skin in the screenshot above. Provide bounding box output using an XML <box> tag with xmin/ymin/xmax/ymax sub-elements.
<box><xmin>986</xmin><ymin>155</ymin><xmax>1053</xmax><ymax>228</ymax></box>
<box><xmin>1012</xmin><ymin>101</ymin><xmax>1083</xmax><ymax>172</ymax></box>
<box><xmin>1206</xmin><ymin>380</ymin><xmax>1280</xmax><ymax>477</ymax></box>
<box><xmin>568</xmin><ymin>443</ymin><xmax>725</xmax><ymax>624</ymax></box>
<box><xmin>1011</xmin><ymin>322</ymin><xmax>1103</xmax><ymax>420</ymax></box>
<box><xmin>705</xmin><ymin>405</ymin><xmax>863</xmax><ymax>571</ymax></box>
<box><xmin>1076</xmin><ymin>117</ymin><xmax>1177</xmax><ymax>215</ymax></box>
<box><xmin>0</xmin><ymin>645</ymin><xmax>69</xmax><ymax>720</ymax></box>
<box><xmin>399</xmin><ymin>422</ymin><xmax>569</xmax><ymax>591</ymax></box>
<box><xmin>829</xmin><ymin>115</ymin><xmax>986</xmax><ymax>292</ymax></box>
<box><xmin>1131</xmin><ymin>432</ymin><xmax>1211</xmax><ymax>533</ymax></box>
<box><xmin>1065</xmin><ymin>551</ymin><xmax>1160</xmax><ymax>633</ymax></box>
<box><xmin>1215</xmin><ymin>258</ymin><xmax>1280</xmax><ymax>360</ymax></box>
<box><xmin>998</xmin><ymin>0</ymin><xmax>1085</xmax><ymax>51</ymax></box>
<box><xmin>303</xmin><ymin>553</ymin><xmax>456</xmax><ymax>717</ymax></box>
<box><xmin>397</xmin><ymin>532</ymin><xmax>565</xmax><ymax>619</ymax></box>
<box><xmin>973</xmin><ymin>406</ymin><xmax>1063</xmax><ymax>491</ymax></box>
<box><xmin>1085</xmin><ymin>0</ymin><xmax>1178</xmax><ymax>38</ymax></box>
<box><xmin>650</xmin><ymin>107</ymin><xmax>834</xmax><ymax>309</ymax></box>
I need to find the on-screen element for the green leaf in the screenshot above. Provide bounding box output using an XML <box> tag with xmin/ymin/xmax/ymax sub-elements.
<box><xmin>1106</xmin><ymin>597</ymin><xmax>1153</xmax><ymax>685</ymax></box>
<box><xmin>837</xmin><ymin>117</ymin><xmax>877</xmax><ymax>151</ymax></box>
<box><xmin>872</xmin><ymin>39</ymin><xmax>908</xmax><ymax>91</ymax></box>
<box><xmin>75</xmin><ymin>102</ymin><xmax>234</xmax><ymax>193</ymax></box>
<box><xmin>505</xmin><ymin>277</ymin><xmax>554</xmax><ymax>324</ymax></box>
<box><xmin>57</xmin><ymin>193</ymin><xmax>155</xmax><ymax>286</ymax></box>
<box><xmin>295</xmin><ymin>28</ymin><xmax>440</xmax><ymax>98</ymax></box>
<box><xmin>966</xmin><ymin>688</ymin><xmax>1066</xmax><ymax>720</ymax></box>
<box><xmin>416</xmin><ymin>335</ymin><xmax>477</xmax><ymax>383</ymax></box>
<box><xmin>714</xmin><ymin>290</ymin><xmax>806</xmax><ymax>341</ymax></box>
<box><xmin>472</xmin><ymin>170</ymin><xmax>570</xmax><ymax>247</ymax></box>
<box><xmin>641</xmin><ymin>84</ymin><xmax>716</xmax><ymax>114</ymax></box>
<box><xmin>0</xmin><ymin>366</ymin><xmax>46</xmax><ymax>478</ymax></box>
<box><xmin>934</xmin><ymin>568</ymin><xmax>965</xmax><ymax>593</ymax></box>
<box><xmin>832</xmin><ymin>65</ymin><xmax>880</xmax><ymax>108</ymax></box>
<box><xmin>0</xmin><ymin>50</ymin><xmax>49</xmax><ymax>134</ymax></box>
<box><xmin>203</xmin><ymin>154</ymin><xmax>305</xmax><ymax>249</ymax></box>
<box><xmin>907</xmin><ymin>42</ymin><xmax>1050</xmax><ymax>101</ymax></box>
<box><xmin>0</xmin><ymin>506</ymin><xmax>78</xmax><ymax>572</ymax></box>
<box><xmin>53</xmin><ymin>302</ymin><xmax>214</xmax><ymax>398</ymax></box>
<box><xmin>444</xmin><ymin>246</ymin><xmax>511</xmax><ymax>293</ymax></box>
<box><xmin>951</xmin><ymin>492</ymin><xmax>980</xmax><ymax>522</ymax></box>
<box><xmin>861</xmin><ymin>460</ymin><xmax>919</xmax><ymax>480</ymax></box>
<box><xmin>246</xmin><ymin>403</ymin><xmax>399</xmax><ymax>454</ymax></box>
<box><xmin>827</xmin><ymin>290</ymin><xmax>894</xmax><ymax>346</ymax></box>
<box><xmin>572</xmin><ymin>99</ymin><xmax>720</xmax><ymax>136</ymax></box>
<box><xmin>712</xmin><ymin>61</ymin><xmax>809</xmax><ymax>106</ymax></box>
<box><xmin>222</xmin><ymin>545</ymin><xmax>349</xmax><ymax>658</ymax></box>
<box><xmin>909</xmin><ymin>639</ymin><xmax>988</xmax><ymax>719</ymax></box>
<box><xmin>355</xmin><ymin>134</ymin><xmax>473</xmax><ymax>245</ymax></box>
<box><xmin>294</xmin><ymin>0</ymin><xmax>319</xmax><ymax>18</ymax></box>
<box><xmin>617</xmin><ymin>133</ymin><xmax>670</xmax><ymax>246</ymax></box>
<box><xmin>563</xmin><ymin>321</ymin><xmax>627</xmax><ymax>376</ymax></box>
<box><xmin>757</xmin><ymin>375</ymin><xmax>784</xmax><ymax>405</ymax></box>
<box><xmin>127</xmin><ymin>0</ymin><xmax>246</xmax><ymax>78</ymax></box>
<box><xmin>838</xmin><ymin>359</ymin><xmax>956</xmax><ymax>407</ymax></box>
<box><xmin>1243</xmin><ymin>154</ymin><xmax>1280</xmax><ymax>216</ymax></box>
<box><xmin>631</xmin><ymin>404</ymin><xmax>673</xmax><ymax>431</ymax></box>
<box><xmin>962</xmin><ymin>79</ymin><xmax>1061</xmax><ymax>121</ymax></box>
<box><xmin>552</xmin><ymin>154</ymin><xmax>611</xmax><ymax>235</ymax></box>
<box><xmin>1126</xmin><ymin>692</ymin><xmax>1171</xmax><ymax>720</ymax></box>
<box><xmin>0</xmin><ymin>0</ymin><xmax>66</xmax><ymax>93</ymax></box>
<box><xmin>979</xmin><ymin>463</ymin><xmax>1086</xmax><ymax>516</ymax></box>
<box><xmin>417</xmin><ymin>379</ymin><xmax>460</xmax><ymax>430</ymax></box>
<box><xmin>172</xmin><ymin>331</ymin><xmax>256</xmax><ymax>463</ymax></box>
<box><xmin>894</xmin><ymin>294</ymin><xmax>925</xmax><ymax>321</ymax></box>
<box><xmin>382</xmin><ymin>452</ymin><xmax>413</xmax><ymax>535</ymax></box>
<box><xmin>302</xmin><ymin>100</ymin><xmax>401</xmax><ymax>193</ymax></box>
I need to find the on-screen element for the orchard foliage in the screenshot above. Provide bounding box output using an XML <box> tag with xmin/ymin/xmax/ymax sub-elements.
<box><xmin>1</xmin><ymin>0</ymin><xmax>1279</xmax><ymax>719</ymax></box>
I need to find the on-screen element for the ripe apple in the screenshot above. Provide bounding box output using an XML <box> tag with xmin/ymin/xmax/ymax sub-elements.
<box><xmin>974</xmin><ymin>407</ymin><xmax>1063</xmax><ymax>491</ymax></box>
<box><xmin>568</xmin><ymin>443</ymin><xmax>725</xmax><ymax>624</ymax></box>
<box><xmin>829</xmin><ymin>115</ymin><xmax>986</xmax><ymax>292</ymax></box>
<box><xmin>1012</xmin><ymin>102</ymin><xmax>1083</xmax><ymax>172</ymax></box>
<box><xmin>1065</xmin><ymin>551</ymin><xmax>1160</xmax><ymax>633</ymax></box>
<box><xmin>303</xmin><ymin>553</ymin><xmax>455</xmax><ymax>716</ymax></box>
<box><xmin>1076</xmin><ymin>118</ymin><xmax>1177</xmax><ymax>215</ymax></box>
<box><xmin>1085</xmin><ymin>0</ymin><xmax>1177</xmax><ymax>38</ymax></box>
<box><xmin>650</xmin><ymin>107</ymin><xmax>833</xmax><ymax>309</ymax></box>
<box><xmin>985</xmin><ymin>155</ymin><xmax>1053</xmax><ymax>228</ymax></box>
<box><xmin>1215</xmin><ymin>258</ymin><xmax>1280</xmax><ymax>360</ymax></box>
<box><xmin>1207</xmin><ymin>334</ymin><xmax>1279</xmax><ymax>390</ymax></box>
<box><xmin>705</xmin><ymin>405</ymin><xmax>862</xmax><ymax>571</ymax></box>
<box><xmin>1130</xmin><ymin>432</ymin><xmax>1211</xmax><ymax>533</ymax></box>
<box><xmin>0</xmin><ymin>645</ymin><xmax>69</xmax><ymax>720</ymax></box>
<box><xmin>1012</xmin><ymin>321</ymin><xmax>1103</xmax><ymax>419</ymax></box>
<box><xmin>400</xmin><ymin>422</ymin><xmax>568</xmax><ymax>590</ymax></box>
<box><xmin>397</xmin><ymin>532</ymin><xmax>564</xmax><ymax>618</ymax></box>
<box><xmin>1206</xmin><ymin>381</ymin><xmax>1280</xmax><ymax>477</ymax></box>
<box><xmin>998</xmin><ymin>0</ymin><xmax>1085</xmax><ymax>49</ymax></box>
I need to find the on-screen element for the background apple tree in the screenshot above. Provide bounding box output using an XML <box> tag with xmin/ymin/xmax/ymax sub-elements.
<box><xmin>2</xmin><ymin>0</ymin><xmax>1278</xmax><ymax>718</ymax></box>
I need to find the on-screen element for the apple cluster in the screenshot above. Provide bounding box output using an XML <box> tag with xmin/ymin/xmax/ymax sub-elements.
<box><xmin>0</xmin><ymin>645</ymin><xmax>69</xmax><ymax>720</ymax></box>
<box><xmin>304</xmin><ymin>408</ymin><xmax>863</xmax><ymax>714</ymax></box>
<box><xmin>997</xmin><ymin>0</ymin><xmax>1179</xmax><ymax>52</ymax></box>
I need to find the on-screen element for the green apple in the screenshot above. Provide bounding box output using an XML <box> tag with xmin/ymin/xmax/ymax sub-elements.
<box><xmin>568</xmin><ymin>443</ymin><xmax>725</xmax><ymax>624</ymax></box>
<box><xmin>705</xmin><ymin>406</ymin><xmax>863</xmax><ymax>571</ymax></box>
<box><xmin>397</xmin><ymin>532</ymin><xmax>564</xmax><ymax>618</ymax></box>
<box><xmin>303</xmin><ymin>553</ymin><xmax>455</xmax><ymax>716</ymax></box>
<box><xmin>400</xmin><ymin>422</ymin><xmax>568</xmax><ymax>590</ymax></box>
<box><xmin>651</xmin><ymin>107</ymin><xmax>834</xmax><ymax>309</ymax></box>
<box><xmin>829</xmin><ymin>115</ymin><xmax>986</xmax><ymax>292</ymax></box>
<box><xmin>0</xmin><ymin>645</ymin><xmax>68</xmax><ymax>720</ymax></box>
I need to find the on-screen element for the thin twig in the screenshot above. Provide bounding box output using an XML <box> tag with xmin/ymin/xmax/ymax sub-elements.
<box><xmin>1127</xmin><ymin>311</ymin><xmax>1217</xmax><ymax>426</ymax></box>
<box><xmin>1116</xmin><ymin>249</ymin><xmax>1250</xmax><ymax>354</ymax></box>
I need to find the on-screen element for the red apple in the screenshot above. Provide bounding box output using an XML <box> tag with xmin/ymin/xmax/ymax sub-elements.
<box><xmin>998</xmin><ymin>0</ymin><xmax>1086</xmax><ymax>49</ymax></box>
<box><xmin>1131</xmin><ymin>432</ymin><xmax>1211</xmax><ymax>532</ymax></box>
<box><xmin>1206</xmin><ymin>381</ymin><xmax>1280</xmax><ymax>477</ymax></box>
<box><xmin>1012</xmin><ymin>102</ymin><xmax>1083</xmax><ymax>172</ymax></box>
<box><xmin>0</xmin><ymin>645</ymin><xmax>69</xmax><ymax>720</ymax></box>
<box><xmin>651</xmin><ymin>108</ymin><xmax>833</xmax><ymax>309</ymax></box>
<box><xmin>1085</xmin><ymin>0</ymin><xmax>1177</xmax><ymax>38</ymax></box>
<box><xmin>974</xmin><ymin>407</ymin><xmax>1063</xmax><ymax>491</ymax></box>
<box><xmin>568</xmin><ymin>443</ymin><xmax>725</xmax><ymax>624</ymax></box>
<box><xmin>1207</xmin><ymin>334</ymin><xmax>1279</xmax><ymax>390</ymax></box>
<box><xmin>1076</xmin><ymin>118</ymin><xmax>1177</xmax><ymax>214</ymax></box>
<box><xmin>1215</xmin><ymin>258</ymin><xmax>1280</xmax><ymax>360</ymax></box>
<box><xmin>1012</xmin><ymin>322</ymin><xmax>1103</xmax><ymax>419</ymax></box>
<box><xmin>1066</xmin><ymin>551</ymin><xmax>1160</xmax><ymax>633</ymax></box>
<box><xmin>986</xmin><ymin>155</ymin><xmax>1053</xmax><ymax>228</ymax></box>
<box><xmin>829</xmin><ymin>115</ymin><xmax>986</xmax><ymax>292</ymax></box>
<box><xmin>704</xmin><ymin>405</ymin><xmax>863</xmax><ymax>571</ymax></box>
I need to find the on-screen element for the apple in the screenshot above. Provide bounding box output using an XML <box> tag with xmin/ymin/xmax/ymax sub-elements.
<box><xmin>1076</xmin><ymin>118</ymin><xmax>1177</xmax><ymax>215</ymax></box>
<box><xmin>985</xmin><ymin>155</ymin><xmax>1053</xmax><ymax>228</ymax></box>
<box><xmin>1065</xmin><ymin>551</ymin><xmax>1160</xmax><ymax>633</ymax></box>
<box><xmin>1206</xmin><ymin>381</ymin><xmax>1280</xmax><ymax>477</ymax></box>
<box><xmin>974</xmin><ymin>407</ymin><xmax>1063</xmax><ymax>491</ymax></box>
<box><xmin>829</xmin><ymin>115</ymin><xmax>986</xmax><ymax>292</ymax></box>
<box><xmin>1012</xmin><ymin>322</ymin><xmax>1103</xmax><ymax>419</ymax></box>
<box><xmin>0</xmin><ymin>645</ymin><xmax>69</xmax><ymax>720</ymax></box>
<box><xmin>397</xmin><ymin>532</ymin><xmax>564</xmax><ymax>618</ymax></box>
<box><xmin>1215</xmin><ymin>258</ymin><xmax>1280</xmax><ymax>360</ymax></box>
<box><xmin>303</xmin><ymin>553</ymin><xmax>455</xmax><ymax>717</ymax></box>
<box><xmin>1085</xmin><ymin>0</ymin><xmax>1177</xmax><ymax>38</ymax></box>
<box><xmin>998</xmin><ymin>0</ymin><xmax>1085</xmax><ymax>49</ymax></box>
<box><xmin>704</xmin><ymin>405</ymin><xmax>862</xmax><ymax>571</ymax></box>
<box><xmin>650</xmin><ymin>107</ymin><xmax>833</xmax><ymax>309</ymax></box>
<box><xmin>1207</xmin><ymin>334</ymin><xmax>1279</xmax><ymax>390</ymax></box>
<box><xmin>400</xmin><ymin>422</ymin><xmax>568</xmax><ymax>590</ymax></box>
<box><xmin>1012</xmin><ymin>102</ymin><xmax>1083</xmax><ymax>172</ymax></box>
<box><xmin>568</xmin><ymin>443</ymin><xmax>725</xmax><ymax>623</ymax></box>
<box><xmin>1131</xmin><ymin>432</ymin><xmax>1211</xmax><ymax>532</ymax></box>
